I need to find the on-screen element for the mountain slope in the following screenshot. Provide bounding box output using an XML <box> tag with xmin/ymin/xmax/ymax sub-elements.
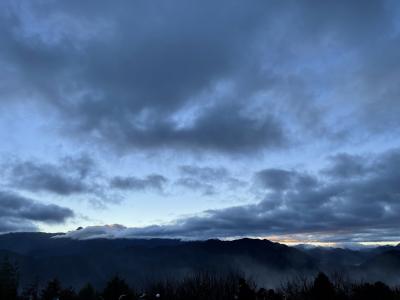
<box><xmin>0</xmin><ymin>233</ymin><xmax>315</xmax><ymax>288</ymax></box>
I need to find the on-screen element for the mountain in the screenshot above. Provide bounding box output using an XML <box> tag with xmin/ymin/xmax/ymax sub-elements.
<box><xmin>1</xmin><ymin>233</ymin><xmax>399</xmax><ymax>289</ymax></box>
<box><xmin>0</xmin><ymin>233</ymin><xmax>315</xmax><ymax>289</ymax></box>
<box><xmin>298</xmin><ymin>246</ymin><xmax>371</xmax><ymax>270</ymax></box>
<box><xmin>361</xmin><ymin>249</ymin><xmax>400</xmax><ymax>270</ymax></box>
<box><xmin>358</xmin><ymin>249</ymin><xmax>400</xmax><ymax>285</ymax></box>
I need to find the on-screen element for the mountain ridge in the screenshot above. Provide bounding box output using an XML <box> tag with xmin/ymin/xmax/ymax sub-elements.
<box><xmin>0</xmin><ymin>232</ymin><xmax>398</xmax><ymax>288</ymax></box>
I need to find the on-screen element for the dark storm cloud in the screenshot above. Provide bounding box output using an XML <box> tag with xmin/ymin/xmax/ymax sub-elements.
<box><xmin>5</xmin><ymin>155</ymin><xmax>96</xmax><ymax>195</ymax></box>
<box><xmin>110</xmin><ymin>174</ymin><xmax>167</xmax><ymax>192</ymax></box>
<box><xmin>0</xmin><ymin>0</ymin><xmax>289</xmax><ymax>154</ymax></box>
<box><xmin>89</xmin><ymin>104</ymin><xmax>287</xmax><ymax>154</ymax></box>
<box><xmin>2</xmin><ymin>0</ymin><xmax>398</xmax><ymax>154</ymax></box>
<box><xmin>0</xmin><ymin>190</ymin><xmax>74</xmax><ymax>232</ymax></box>
<box><xmin>64</xmin><ymin>148</ymin><xmax>400</xmax><ymax>242</ymax></box>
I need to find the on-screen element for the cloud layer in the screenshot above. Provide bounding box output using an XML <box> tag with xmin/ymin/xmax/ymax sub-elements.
<box><xmin>110</xmin><ymin>174</ymin><xmax>167</xmax><ymax>192</ymax></box>
<box><xmin>0</xmin><ymin>191</ymin><xmax>74</xmax><ymax>232</ymax></box>
<box><xmin>62</xmin><ymin>148</ymin><xmax>400</xmax><ymax>242</ymax></box>
<box><xmin>4</xmin><ymin>155</ymin><xmax>96</xmax><ymax>195</ymax></box>
<box><xmin>1</xmin><ymin>0</ymin><xmax>399</xmax><ymax>155</ymax></box>
<box><xmin>0</xmin><ymin>0</ymin><xmax>400</xmax><ymax>241</ymax></box>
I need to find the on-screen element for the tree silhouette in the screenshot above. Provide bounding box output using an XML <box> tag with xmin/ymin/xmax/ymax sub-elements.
<box><xmin>21</xmin><ymin>281</ymin><xmax>39</xmax><ymax>300</ymax></box>
<box><xmin>102</xmin><ymin>275</ymin><xmax>133</xmax><ymax>300</ymax></box>
<box><xmin>0</xmin><ymin>265</ymin><xmax>400</xmax><ymax>300</ymax></box>
<box><xmin>0</xmin><ymin>257</ymin><xmax>19</xmax><ymax>300</ymax></box>
<box><xmin>352</xmin><ymin>281</ymin><xmax>396</xmax><ymax>300</ymax></box>
<box><xmin>41</xmin><ymin>278</ymin><xmax>62</xmax><ymax>300</ymax></box>
<box><xmin>78</xmin><ymin>283</ymin><xmax>98</xmax><ymax>300</ymax></box>
<box><xmin>59</xmin><ymin>286</ymin><xmax>77</xmax><ymax>300</ymax></box>
<box><xmin>311</xmin><ymin>272</ymin><xmax>335</xmax><ymax>300</ymax></box>
<box><xmin>238</xmin><ymin>278</ymin><xmax>256</xmax><ymax>300</ymax></box>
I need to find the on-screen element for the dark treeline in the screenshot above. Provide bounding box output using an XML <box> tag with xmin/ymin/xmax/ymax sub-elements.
<box><xmin>1</xmin><ymin>257</ymin><xmax>400</xmax><ymax>300</ymax></box>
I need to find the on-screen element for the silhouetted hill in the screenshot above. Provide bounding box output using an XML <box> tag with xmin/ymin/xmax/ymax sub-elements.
<box><xmin>298</xmin><ymin>245</ymin><xmax>400</xmax><ymax>285</ymax></box>
<box><xmin>362</xmin><ymin>250</ymin><xmax>400</xmax><ymax>269</ymax></box>
<box><xmin>0</xmin><ymin>233</ymin><xmax>315</xmax><ymax>289</ymax></box>
<box><xmin>300</xmin><ymin>247</ymin><xmax>371</xmax><ymax>270</ymax></box>
<box><xmin>0</xmin><ymin>233</ymin><xmax>399</xmax><ymax>289</ymax></box>
<box><xmin>0</xmin><ymin>232</ymin><xmax>182</xmax><ymax>256</ymax></box>
<box><xmin>358</xmin><ymin>249</ymin><xmax>400</xmax><ymax>284</ymax></box>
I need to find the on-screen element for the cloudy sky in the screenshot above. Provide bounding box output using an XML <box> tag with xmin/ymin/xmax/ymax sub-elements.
<box><xmin>1</xmin><ymin>0</ymin><xmax>400</xmax><ymax>244</ymax></box>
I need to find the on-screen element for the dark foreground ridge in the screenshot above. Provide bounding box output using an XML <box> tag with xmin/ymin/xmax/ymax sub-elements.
<box><xmin>1</xmin><ymin>262</ymin><xmax>400</xmax><ymax>300</ymax></box>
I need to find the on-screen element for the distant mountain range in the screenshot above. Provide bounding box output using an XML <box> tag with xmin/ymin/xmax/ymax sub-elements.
<box><xmin>0</xmin><ymin>232</ymin><xmax>399</xmax><ymax>289</ymax></box>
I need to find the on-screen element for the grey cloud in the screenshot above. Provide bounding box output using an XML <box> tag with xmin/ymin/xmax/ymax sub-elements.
<box><xmin>0</xmin><ymin>218</ymin><xmax>36</xmax><ymax>233</ymax></box>
<box><xmin>0</xmin><ymin>0</ymin><xmax>289</xmax><ymax>154</ymax></box>
<box><xmin>63</xmin><ymin>148</ymin><xmax>400</xmax><ymax>242</ymax></box>
<box><xmin>10</xmin><ymin>162</ymin><xmax>87</xmax><ymax>195</ymax></box>
<box><xmin>61</xmin><ymin>155</ymin><xmax>97</xmax><ymax>179</ymax></box>
<box><xmin>1</xmin><ymin>0</ymin><xmax>400</xmax><ymax>241</ymax></box>
<box><xmin>254</xmin><ymin>169</ymin><xmax>317</xmax><ymax>192</ymax></box>
<box><xmin>20</xmin><ymin>203</ymin><xmax>74</xmax><ymax>223</ymax></box>
<box><xmin>110</xmin><ymin>174</ymin><xmax>167</xmax><ymax>192</ymax></box>
<box><xmin>180</xmin><ymin>166</ymin><xmax>230</xmax><ymax>182</ymax></box>
<box><xmin>322</xmin><ymin>153</ymin><xmax>369</xmax><ymax>179</ymax></box>
<box><xmin>4</xmin><ymin>1</ymin><xmax>398</xmax><ymax>153</ymax></box>
<box><xmin>176</xmin><ymin>178</ymin><xmax>216</xmax><ymax>196</ymax></box>
<box><xmin>5</xmin><ymin>155</ymin><xmax>96</xmax><ymax>195</ymax></box>
<box><xmin>85</xmin><ymin>104</ymin><xmax>287</xmax><ymax>154</ymax></box>
<box><xmin>176</xmin><ymin>165</ymin><xmax>244</xmax><ymax>196</ymax></box>
<box><xmin>0</xmin><ymin>190</ymin><xmax>74</xmax><ymax>232</ymax></box>
<box><xmin>2</xmin><ymin>155</ymin><xmax>133</xmax><ymax>208</ymax></box>
<box><xmin>254</xmin><ymin>169</ymin><xmax>294</xmax><ymax>191</ymax></box>
<box><xmin>4</xmin><ymin>155</ymin><xmax>170</xmax><ymax>203</ymax></box>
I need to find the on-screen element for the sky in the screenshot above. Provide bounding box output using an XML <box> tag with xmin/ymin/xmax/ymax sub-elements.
<box><xmin>1</xmin><ymin>0</ymin><xmax>400</xmax><ymax>245</ymax></box>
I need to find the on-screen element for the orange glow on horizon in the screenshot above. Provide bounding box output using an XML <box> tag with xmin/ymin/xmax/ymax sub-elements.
<box><xmin>261</xmin><ymin>235</ymin><xmax>400</xmax><ymax>248</ymax></box>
